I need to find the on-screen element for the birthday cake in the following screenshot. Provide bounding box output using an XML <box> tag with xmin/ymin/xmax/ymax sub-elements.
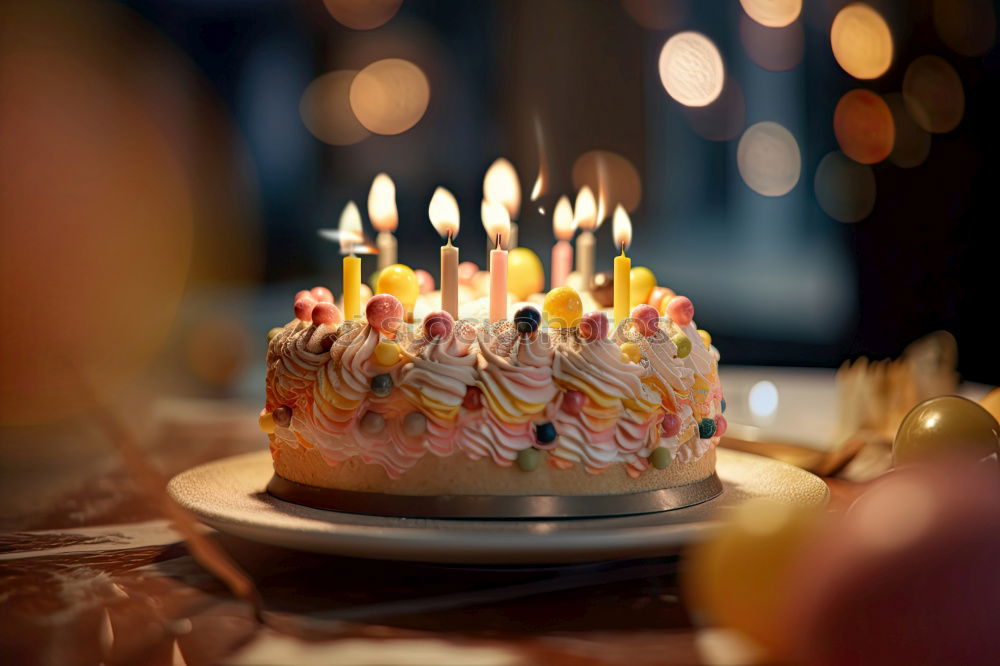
<box><xmin>261</xmin><ymin>267</ymin><xmax>727</xmax><ymax>518</ymax></box>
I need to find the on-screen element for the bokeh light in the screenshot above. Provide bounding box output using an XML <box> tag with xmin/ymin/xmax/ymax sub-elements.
<box><xmin>658</xmin><ymin>31</ymin><xmax>725</xmax><ymax>107</ymax></box>
<box><xmin>299</xmin><ymin>70</ymin><xmax>370</xmax><ymax>146</ymax></box>
<box><xmin>740</xmin><ymin>0</ymin><xmax>801</xmax><ymax>28</ymax></box>
<box><xmin>349</xmin><ymin>58</ymin><xmax>430</xmax><ymax>135</ymax></box>
<box><xmin>884</xmin><ymin>92</ymin><xmax>930</xmax><ymax>169</ymax></box>
<box><xmin>683</xmin><ymin>77</ymin><xmax>746</xmax><ymax>141</ymax></box>
<box><xmin>814</xmin><ymin>151</ymin><xmax>876</xmax><ymax>223</ymax></box>
<box><xmin>933</xmin><ymin>0</ymin><xmax>996</xmax><ymax>57</ymax></box>
<box><xmin>739</xmin><ymin>11</ymin><xmax>804</xmax><ymax>72</ymax></box>
<box><xmin>571</xmin><ymin>150</ymin><xmax>642</xmax><ymax>216</ymax></box>
<box><xmin>621</xmin><ymin>0</ymin><xmax>689</xmax><ymax>30</ymax></box>
<box><xmin>749</xmin><ymin>380</ymin><xmax>779</xmax><ymax>418</ymax></box>
<box><xmin>322</xmin><ymin>0</ymin><xmax>403</xmax><ymax>31</ymax></box>
<box><xmin>833</xmin><ymin>89</ymin><xmax>895</xmax><ymax>164</ymax></box>
<box><xmin>830</xmin><ymin>3</ymin><xmax>893</xmax><ymax>80</ymax></box>
<box><xmin>736</xmin><ymin>121</ymin><xmax>801</xmax><ymax>197</ymax></box>
<box><xmin>903</xmin><ymin>55</ymin><xmax>964</xmax><ymax>134</ymax></box>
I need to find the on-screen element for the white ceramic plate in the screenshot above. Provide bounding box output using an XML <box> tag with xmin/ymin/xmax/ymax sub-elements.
<box><xmin>167</xmin><ymin>449</ymin><xmax>827</xmax><ymax>564</ymax></box>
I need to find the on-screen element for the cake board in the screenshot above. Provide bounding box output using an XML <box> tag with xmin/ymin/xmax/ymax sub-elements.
<box><xmin>167</xmin><ymin>448</ymin><xmax>828</xmax><ymax>564</ymax></box>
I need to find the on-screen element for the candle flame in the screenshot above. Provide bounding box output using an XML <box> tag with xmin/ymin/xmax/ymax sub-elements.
<box><xmin>481</xmin><ymin>199</ymin><xmax>511</xmax><ymax>248</ymax></box>
<box><xmin>338</xmin><ymin>201</ymin><xmax>363</xmax><ymax>253</ymax></box>
<box><xmin>428</xmin><ymin>186</ymin><xmax>460</xmax><ymax>239</ymax></box>
<box><xmin>612</xmin><ymin>204</ymin><xmax>632</xmax><ymax>250</ymax></box>
<box><xmin>595</xmin><ymin>154</ymin><xmax>609</xmax><ymax>228</ymax></box>
<box><xmin>368</xmin><ymin>172</ymin><xmax>397</xmax><ymax>232</ymax></box>
<box><xmin>574</xmin><ymin>185</ymin><xmax>597</xmax><ymax>231</ymax></box>
<box><xmin>483</xmin><ymin>157</ymin><xmax>521</xmax><ymax>221</ymax></box>
<box><xmin>552</xmin><ymin>195</ymin><xmax>575</xmax><ymax>240</ymax></box>
<box><xmin>530</xmin><ymin>114</ymin><xmax>548</xmax><ymax>201</ymax></box>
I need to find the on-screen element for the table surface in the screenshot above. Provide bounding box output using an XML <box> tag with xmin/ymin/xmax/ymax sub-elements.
<box><xmin>0</xmin><ymin>395</ymin><xmax>862</xmax><ymax>666</ymax></box>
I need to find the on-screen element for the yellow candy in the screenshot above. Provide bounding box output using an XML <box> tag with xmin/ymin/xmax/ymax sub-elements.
<box><xmin>658</xmin><ymin>294</ymin><xmax>675</xmax><ymax>317</ymax></box>
<box><xmin>508</xmin><ymin>247</ymin><xmax>545</xmax><ymax>300</ymax></box>
<box><xmin>620</xmin><ymin>342</ymin><xmax>642</xmax><ymax>363</ymax></box>
<box><xmin>698</xmin><ymin>329</ymin><xmax>712</xmax><ymax>348</ymax></box>
<box><xmin>543</xmin><ymin>286</ymin><xmax>582</xmax><ymax>328</ymax></box>
<box><xmin>376</xmin><ymin>264</ymin><xmax>419</xmax><ymax>315</ymax></box>
<box><xmin>629</xmin><ymin>266</ymin><xmax>657</xmax><ymax>307</ymax></box>
<box><xmin>374</xmin><ymin>340</ymin><xmax>400</xmax><ymax>366</ymax></box>
<box><xmin>258</xmin><ymin>409</ymin><xmax>275</xmax><ymax>434</ymax></box>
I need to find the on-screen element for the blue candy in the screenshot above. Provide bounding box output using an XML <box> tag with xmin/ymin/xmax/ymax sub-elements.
<box><xmin>698</xmin><ymin>417</ymin><xmax>717</xmax><ymax>439</ymax></box>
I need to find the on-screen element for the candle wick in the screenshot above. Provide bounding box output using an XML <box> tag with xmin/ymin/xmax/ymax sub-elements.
<box><xmin>447</xmin><ymin>229</ymin><xmax>453</xmax><ymax>246</ymax></box>
<box><xmin>496</xmin><ymin>233</ymin><xmax>502</xmax><ymax>251</ymax></box>
<box><xmin>621</xmin><ymin>241</ymin><xmax>626</xmax><ymax>256</ymax></box>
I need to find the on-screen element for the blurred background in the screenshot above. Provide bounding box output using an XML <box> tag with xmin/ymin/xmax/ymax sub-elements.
<box><xmin>1</xmin><ymin>0</ymin><xmax>998</xmax><ymax>515</ymax></box>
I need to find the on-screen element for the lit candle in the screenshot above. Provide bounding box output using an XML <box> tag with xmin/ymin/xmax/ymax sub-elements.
<box><xmin>482</xmin><ymin>200</ymin><xmax>510</xmax><ymax>322</ymax></box>
<box><xmin>339</xmin><ymin>202</ymin><xmax>363</xmax><ymax>321</ymax></box>
<box><xmin>574</xmin><ymin>186</ymin><xmax>598</xmax><ymax>288</ymax></box>
<box><xmin>429</xmin><ymin>187</ymin><xmax>461</xmax><ymax>319</ymax></box>
<box><xmin>483</xmin><ymin>157</ymin><xmax>520</xmax><ymax>252</ymax></box>
<box><xmin>550</xmin><ymin>195</ymin><xmax>575</xmax><ymax>289</ymax></box>
<box><xmin>612</xmin><ymin>204</ymin><xmax>633</xmax><ymax>326</ymax></box>
<box><xmin>368</xmin><ymin>173</ymin><xmax>397</xmax><ymax>269</ymax></box>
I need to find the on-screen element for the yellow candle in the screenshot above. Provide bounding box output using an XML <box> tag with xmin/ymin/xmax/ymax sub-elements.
<box><xmin>614</xmin><ymin>247</ymin><xmax>630</xmax><ymax>325</ymax></box>
<box><xmin>343</xmin><ymin>253</ymin><xmax>361</xmax><ymax>320</ymax></box>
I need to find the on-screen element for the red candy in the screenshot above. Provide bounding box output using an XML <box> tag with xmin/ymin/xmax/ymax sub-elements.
<box><xmin>423</xmin><ymin>311</ymin><xmax>454</xmax><ymax>340</ymax></box>
<box><xmin>312</xmin><ymin>302</ymin><xmax>343</xmax><ymax>326</ymax></box>
<box><xmin>462</xmin><ymin>386</ymin><xmax>483</xmax><ymax>410</ymax></box>
<box><xmin>578</xmin><ymin>311</ymin><xmax>609</xmax><ymax>342</ymax></box>
<box><xmin>415</xmin><ymin>269</ymin><xmax>435</xmax><ymax>294</ymax></box>
<box><xmin>661</xmin><ymin>413</ymin><xmax>682</xmax><ymax>438</ymax></box>
<box><xmin>714</xmin><ymin>414</ymin><xmax>728</xmax><ymax>437</ymax></box>
<box><xmin>310</xmin><ymin>286</ymin><xmax>334</xmax><ymax>303</ymax></box>
<box><xmin>631</xmin><ymin>304</ymin><xmax>660</xmax><ymax>337</ymax></box>
<box><xmin>562</xmin><ymin>390</ymin><xmax>586</xmax><ymax>416</ymax></box>
<box><xmin>295</xmin><ymin>289</ymin><xmax>312</xmax><ymax>302</ymax></box>
<box><xmin>365</xmin><ymin>294</ymin><xmax>404</xmax><ymax>335</ymax></box>
<box><xmin>294</xmin><ymin>294</ymin><xmax>317</xmax><ymax>322</ymax></box>
<box><xmin>666</xmin><ymin>296</ymin><xmax>695</xmax><ymax>326</ymax></box>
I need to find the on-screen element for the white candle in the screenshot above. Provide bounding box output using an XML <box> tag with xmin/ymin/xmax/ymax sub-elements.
<box><xmin>429</xmin><ymin>187</ymin><xmax>461</xmax><ymax>318</ymax></box>
<box><xmin>482</xmin><ymin>200</ymin><xmax>510</xmax><ymax>322</ymax></box>
<box><xmin>368</xmin><ymin>173</ymin><xmax>397</xmax><ymax>269</ymax></box>
<box><xmin>550</xmin><ymin>195</ymin><xmax>575</xmax><ymax>289</ymax></box>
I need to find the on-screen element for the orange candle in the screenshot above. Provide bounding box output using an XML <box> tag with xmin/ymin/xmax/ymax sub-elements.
<box><xmin>482</xmin><ymin>200</ymin><xmax>510</xmax><ymax>322</ymax></box>
<box><xmin>429</xmin><ymin>187</ymin><xmax>460</xmax><ymax>318</ymax></box>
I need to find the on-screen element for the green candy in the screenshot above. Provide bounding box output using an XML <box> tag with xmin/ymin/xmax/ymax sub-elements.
<box><xmin>517</xmin><ymin>448</ymin><xmax>541</xmax><ymax>472</ymax></box>
<box><xmin>649</xmin><ymin>447</ymin><xmax>672</xmax><ymax>470</ymax></box>
<box><xmin>671</xmin><ymin>333</ymin><xmax>692</xmax><ymax>359</ymax></box>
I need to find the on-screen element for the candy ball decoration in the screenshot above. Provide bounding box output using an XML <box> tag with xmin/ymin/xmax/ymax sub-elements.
<box><xmin>414</xmin><ymin>268</ymin><xmax>435</xmax><ymax>294</ymax></box>
<box><xmin>649</xmin><ymin>447</ymin><xmax>672</xmax><ymax>469</ymax></box>
<box><xmin>698</xmin><ymin>417</ymin><xmax>717</xmax><ymax>439</ymax></box>
<box><xmin>360</xmin><ymin>411</ymin><xmax>385</xmax><ymax>435</ymax></box>
<box><xmin>374</xmin><ymin>340</ymin><xmax>401</xmax><ymax>366</ymax></box>
<box><xmin>375</xmin><ymin>264</ymin><xmax>419</xmax><ymax>316</ymax></box>
<box><xmin>517</xmin><ymin>448</ymin><xmax>541</xmax><ymax>472</ymax></box>
<box><xmin>721</xmin><ymin>398</ymin><xmax>727</xmax><ymax>413</ymax></box>
<box><xmin>273</xmin><ymin>405</ymin><xmax>292</xmax><ymax>427</ymax></box>
<box><xmin>714</xmin><ymin>414</ymin><xmax>728</xmax><ymax>437</ymax></box>
<box><xmin>629</xmin><ymin>266</ymin><xmax>657</xmax><ymax>307</ymax></box>
<box><xmin>534</xmin><ymin>422</ymin><xmax>558</xmax><ymax>447</ymax></box>
<box><xmin>697</xmin><ymin>329</ymin><xmax>712</xmax><ymax>348</ymax></box>
<box><xmin>513</xmin><ymin>306</ymin><xmax>541</xmax><ymax>336</ymax></box>
<box><xmin>258</xmin><ymin>409</ymin><xmax>275</xmax><ymax>434</ymax></box>
<box><xmin>508</xmin><ymin>247</ymin><xmax>545</xmax><ymax>300</ymax></box>
<box><xmin>578</xmin><ymin>311</ymin><xmax>609</xmax><ymax>342</ymax></box>
<box><xmin>671</xmin><ymin>333</ymin><xmax>692</xmax><ymax>358</ymax></box>
<box><xmin>462</xmin><ymin>386</ymin><xmax>483</xmax><ymax>410</ymax></box>
<box><xmin>367</xmin><ymin>269</ymin><xmax>382</xmax><ymax>293</ymax></box>
<box><xmin>403</xmin><ymin>411</ymin><xmax>427</xmax><ymax>436</ymax></box>
<box><xmin>310</xmin><ymin>286</ymin><xmax>334</xmax><ymax>303</ymax></box>
<box><xmin>294</xmin><ymin>294</ymin><xmax>317</xmax><ymax>322</ymax></box>
<box><xmin>422</xmin><ymin>311</ymin><xmax>454</xmax><ymax>340</ymax></box>
<box><xmin>562</xmin><ymin>390</ymin><xmax>586</xmax><ymax>416</ymax></box>
<box><xmin>543</xmin><ymin>286</ymin><xmax>583</xmax><ymax>328</ymax></box>
<box><xmin>590</xmin><ymin>271</ymin><xmax>615</xmax><ymax>308</ymax></box>
<box><xmin>630</xmin><ymin>304</ymin><xmax>660</xmax><ymax>337</ymax></box>
<box><xmin>370</xmin><ymin>373</ymin><xmax>393</xmax><ymax>397</ymax></box>
<box><xmin>892</xmin><ymin>395</ymin><xmax>1000</xmax><ymax>466</ymax></box>
<box><xmin>620</xmin><ymin>342</ymin><xmax>642</xmax><ymax>364</ymax></box>
<box><xmin>661</xmin><ymin>413</ymin><xmax>682</xmax><ymax>438</ymax></box>
<box><xmin>365</xmin><ymin>294</ymin><xmax>404</xmax><ymax>335</ymax></box>
<box><xmin>312</xmin><ymin>302</ymin><xmax>343</xmax><ymax>326</ymax></box>
<box><xmin>649</xmin><ymin>286</ymin><xmax>675</xmax><ymax>311</ymax></box>
<box><xmin>981</xmin><ymin>388</ymin><xmax>1000</xmax><ymax>423</ymax></box>
<box><xmin>666</xmin><ymin>295</ymin><xmax>695</xmax><ymax>326</ymax></box>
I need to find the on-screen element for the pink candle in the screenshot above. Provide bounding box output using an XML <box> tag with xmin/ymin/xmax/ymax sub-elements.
<box><xmin>550</xmin><ymin>195</ymin><xmax>576</xmax><ymax>289</ymax></box>
<box><xmin>482</xmin><ymin>200</ymin><xmax>511</xmax><ymax>322</ymax></box>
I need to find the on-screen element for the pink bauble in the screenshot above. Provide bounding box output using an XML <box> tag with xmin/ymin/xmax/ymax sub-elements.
<box><xmin>415</xmin><ymin>269</ymin><xmax>435</xmax><ymax>294</ymax></box>
<box><xmin>295</xmin><ymin>289</ymin><xmax>312</xmax><ymax>302</ymax></box>
<box><xmin>649</xmin><ymin>286</ymin><xmax>675</xmax><ymax>310</ymax></box>
<box><xmin>458</xmin><ymin>261</ymin><xmax>479</xmax><ymax>284</ymax></box>
<box><xmin>631</xmin><ymin>304</ymin><xmax>660</xmax><ymax>337</ymax></box>
<box><xmin>562</xmin><ymin>390</ymin><xmax>586</xmax><ymax>416</ymax></box>
<box><xmin>661</xmin><ymin>413</ymin><xmax>682</xmax><ymax>438</ymax></box>
<box><xmin>666</xmin><ymin>295</ymin><xmax>694</xmax><ymax>326</ymax></box>
<box><xmin>714</xmin><ymin>414</ymin><xmax>728</xmax><ymax>437</ymax></box>
<box><xmin>578</xmin><ymin>311</ymin><xmax>609</xmax><ymax>342</ymax></box>
<box><xmin>423</xmin><ymin>310</ymin><xmax>454</xmax><ymax>340</ymax></box>
<box><xmin>294</xmin><ymin>294</ymin><xmax>317</xmax><ymax>322</ymax></box>
<box><xmin>784</xmin><ymin>464</ymin><xmax>1000</xmax><ymax>666</ymax></box>
<box><xmin>365</xmin><ymin>294</ymin><xmax>404</xmax><ymax>334</ymax></box>
<box><xmin>311</xmin><ymin>302</ymin><xmax>343</xmax><ymax>326</ymax></box>
<box><xmin>310</xmin><ymin>286</ymin><xmax>334</xmax><ymax>303</ymax></box>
